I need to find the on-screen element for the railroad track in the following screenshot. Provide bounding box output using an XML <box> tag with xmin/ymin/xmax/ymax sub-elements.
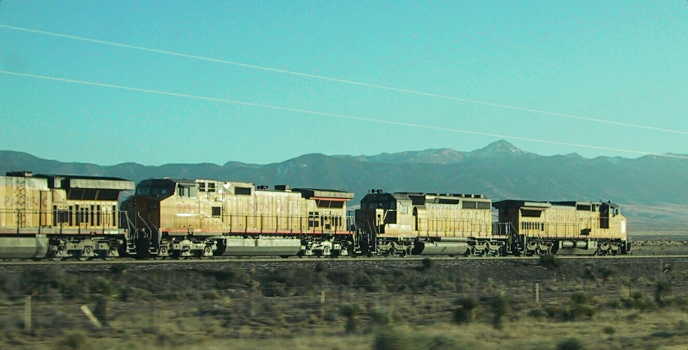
<box><xmin>1</xmin><ymin>254</ymin><xmax>687</xmax><ymax>266</ymax></box>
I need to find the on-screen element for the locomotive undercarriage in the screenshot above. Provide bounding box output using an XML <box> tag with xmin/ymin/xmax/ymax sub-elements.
<box><xmin>364</xmin><ymin>237</ymin><xmax>507</xmax><ymax>257</ymax></box>
<box><xmin>0</xmin><ymin>234</ymin><xmax>126</xmax><ymax>260</ymax></box>
<box><xmin>133</xmin><ymin>231</ymin><xmax>353</xmax><ymax>258</ymax></box>
<box><xmin>466</xmin><ymin>239</ymin><xmax>507</xmax><ymax>256</ymax></box>
<box><xmin>47</xmin><ymin>236</ymin><xmax>125</xmax><ymax>260</ymax></box>
<box><xmin>514</xmin><ymin>236</ymin><xmax>629</xmax><ymax>256</ymax></box>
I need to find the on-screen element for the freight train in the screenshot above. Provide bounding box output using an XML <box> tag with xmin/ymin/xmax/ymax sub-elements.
<box><xmin>0</xmin><ymin>171</ymin><xmax>630</xmax><ymax>259</ymax></box>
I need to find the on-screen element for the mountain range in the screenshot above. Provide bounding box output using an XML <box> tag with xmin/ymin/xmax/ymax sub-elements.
<box><xmin>1</xmin><ymin>140</ymin><xmax>686</xmax><ymax>234</ymax></box>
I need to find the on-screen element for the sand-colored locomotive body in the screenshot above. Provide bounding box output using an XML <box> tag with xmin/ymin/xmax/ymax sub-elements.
<box><xmin>0</xmin><ymin>171</ymin><xmax>134</xmax><ymax>259</ymax></box>
<box><xmin>493</xmin><ymin>200</ymin><xmax>629</xmax><ymax>255</ymax></box>
<box><xmin>128</xmin><ymin>178</ymin><xmax>354</xmax><ymax>257</ymax></box>
<box><xmin>356</xmin><ymin>191</ymin><xmax>505</xmax><ymax>256</ymax></box>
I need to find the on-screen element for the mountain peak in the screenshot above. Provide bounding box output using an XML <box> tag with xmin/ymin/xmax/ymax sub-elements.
<box><xmin>469</xmin><ymin>140</ymin><xmax>525</xmax><ymax>157</ymax></box>
<box><xmin>348</xmin><ymin>148</ymin><xmax>466</xmax><ymax>164</ymax></box>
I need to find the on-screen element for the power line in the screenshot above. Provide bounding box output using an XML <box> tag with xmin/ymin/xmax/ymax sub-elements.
<box><xmin>1</xmin><ymin>69</ymin><xmax>686</xmax><ymax>160</ymax></box>
<box><xmin>1</xmin><ymin>24</ymin><xmax>687</xmax><ymax>136</ymax></box>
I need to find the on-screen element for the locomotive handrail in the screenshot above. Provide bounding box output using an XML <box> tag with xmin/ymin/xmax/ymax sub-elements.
<box><xmin>136</xmin><ymin>211</ymin><xmax>157</xmax><ymax>238</ymax></box>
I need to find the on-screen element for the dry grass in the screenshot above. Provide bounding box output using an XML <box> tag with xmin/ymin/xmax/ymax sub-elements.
<box><xmin>2</xmin><ymin>255</ymin><xmax>688</xmax><ymax>349</ymax></box>
<box><xmin>2</xmin><ymin>293</ymin><xmax>688</xmax><ymax>350</ymax></box>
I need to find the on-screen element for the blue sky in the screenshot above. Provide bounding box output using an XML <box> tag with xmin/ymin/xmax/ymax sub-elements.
<box><xmin>0</xmin><ymin>1</ymin><xmax>686</xmax><ymax>165</ymax></box>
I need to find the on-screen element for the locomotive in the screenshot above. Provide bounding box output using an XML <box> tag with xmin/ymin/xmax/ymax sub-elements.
<box><xmin>0</xmin><ymin>171</ymin><xmax>134</xmax><ymax>259</ymax></box>
<box><xmin>125</xmin><ymin>178</ymin><xmax>354</xmax><ymax>258</ymax></box>
<box><xmin>355</xmin><ymin>191</ymin><xmax>505</xmax><ymax>256</ymax></box>
<box><xmin>0</xmin><ymin>171</ymin><xmax>630</xmax><ymax>259</ymax></box>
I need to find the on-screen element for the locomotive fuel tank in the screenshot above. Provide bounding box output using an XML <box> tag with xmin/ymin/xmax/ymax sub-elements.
<box><xmin>412</xmin><ymin>239</ymin><xmax>470</xmax><ymax>255</ymax></box>
<box><xmin>219</xmin><ymin>238</ymin><xmax>302</xmax><ymax>256</ymax></box>
<box><xmin>0</xmin><ymin>235</ymin><xmax>49</xmax><ymax>258</ymax></box>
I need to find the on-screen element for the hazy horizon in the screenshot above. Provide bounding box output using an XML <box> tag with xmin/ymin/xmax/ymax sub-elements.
<box><xmin>2</xmin><ymin>138</ymin><xmax>687</xmax><ymax>167</ymax></box>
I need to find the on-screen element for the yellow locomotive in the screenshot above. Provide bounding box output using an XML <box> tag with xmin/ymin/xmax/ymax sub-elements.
<box><xmin>127</xmin><ymin>178</ymin><xmax>354</xmax><ymax>257</ymax></box>
<box><xmin>0</xmin><ymin>171</ymin><xmax>134</xmax><ymax>259</ymax></box>
<box><xmin>356</xmin><ymin>190</ymin><xmax>506</xmax><ymax>256</ymax></box>
<box><xmin>493</xmin><ymin>200</ymin><xmax>629</xmax><ymax>255</ymax></box>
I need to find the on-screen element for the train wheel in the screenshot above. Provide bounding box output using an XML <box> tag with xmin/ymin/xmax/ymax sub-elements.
<box><xmin>108</xmin><ymin>247</ymin><xmax>119</xmax><ymax>258</ymax></box>
<box><xmin>78</xmin><ymin>246</ymin><xmax>94</xmax><ymax>261</ymax></box>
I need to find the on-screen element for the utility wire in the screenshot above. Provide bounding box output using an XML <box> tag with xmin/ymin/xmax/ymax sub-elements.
<box><xmin>1</xmin><ymin>24</ymin><xmax>686</xmax><ymax>136</ymax></box>
<box><xmin>1</xmin><ymin>69</ymin><xmax>686</xmax><ymax>160</ymax></box>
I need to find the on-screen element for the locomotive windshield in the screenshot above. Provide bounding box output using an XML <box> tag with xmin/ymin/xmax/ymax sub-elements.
<box><xmin>135</xmin><ymin>179</ymin><xmax>175</xmax><ymax>199</ymax></box>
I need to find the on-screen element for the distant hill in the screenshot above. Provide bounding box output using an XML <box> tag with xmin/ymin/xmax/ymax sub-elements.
<box><xmin>1</xmin><ymin>141</ymin><xmax>686</xmax><ymax>234</ymax></box>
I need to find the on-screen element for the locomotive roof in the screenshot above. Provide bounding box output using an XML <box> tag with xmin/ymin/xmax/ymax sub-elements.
<box><xmin>494</xmin><ymin>199</ymin><xmax>619</xmax><ymax>208</ymax></box>
<box><xmin>4</xmin><ymin>172</ymin><xmax>134</xmax><ymax>191</ymax></box>
<box><xmin>138</xmin><ymin>178</ymin><xmax>353</xmax><ymax>198</ymax></box>
<box><xmin>292</xmin><ymin>188</ymin><xmax>354</xmax><ymax>200</ymax></box>
<box><xmin>366</xmin><ymin>191</ymin><xmax>488</xmax><ymax>201</ymax></box>
<box><xmin>141</xmin><ymin>178</ymin><xmax>252</xmax><ymax>186</ymax></box>
<box><xmin>5</xmin><ymin>172</ymin><xmax>129</xmax><ymax>182</ymax></box>
<box><xmin>551</xmin><ymin>200</ymin><xmax>619</xmax><ymax>208</ymax></box>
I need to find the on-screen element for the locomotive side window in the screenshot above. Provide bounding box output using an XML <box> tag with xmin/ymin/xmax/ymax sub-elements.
<box><xmin>198</xmin><ymin>182</ymin><xmax>206</xmax><ymax>192</ymax></box>
<box><xmin>477</xmin><ymin>202</ymin><xmax>491</xmax><ymax>210</ymax></box>
<box><xmin>208</xmin><ymin>183</ymin><xmax>216</xmax><ymax>192</ymax></box>
<box><xmin>462</xmin><ymin>201</ymin><xmax>478</xmax><ymax>209</ymax></box>
<box><xmin>136</xmin><ymin>181</ymin><xmax>174</xmax><ymax>198</ymax></box>
<box><xmin>316</xmin><ymin>200</ymin><xmax>344</xmax><ymax>208</ymax></box>
<box><xmin>178</xmin><ymin>185</ymin><xmax>197</xmax><ymax>198</ymax></box>
<box><xmin>212</xmin><ymin>206</ymin><xmax>222</xmax><ymax>217</ymax></box>
<box><xmin>308</xmin><ymin>212</ymin><xmax>320</xmax><ymax>228</ymax></box>
<box><xmin>235</xmin><ymin>187</ymin><xmax>252</xmax><ymax>195</ymax></box>
<box><xmin>520</xmin><ymin>209</ymin><xmax>542</xmax><ymax>217</ymax></box>
<box><xmin>438</xmin><ymin>198</ymin><xmax>459</xmax><ymax>205</ymax></box>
